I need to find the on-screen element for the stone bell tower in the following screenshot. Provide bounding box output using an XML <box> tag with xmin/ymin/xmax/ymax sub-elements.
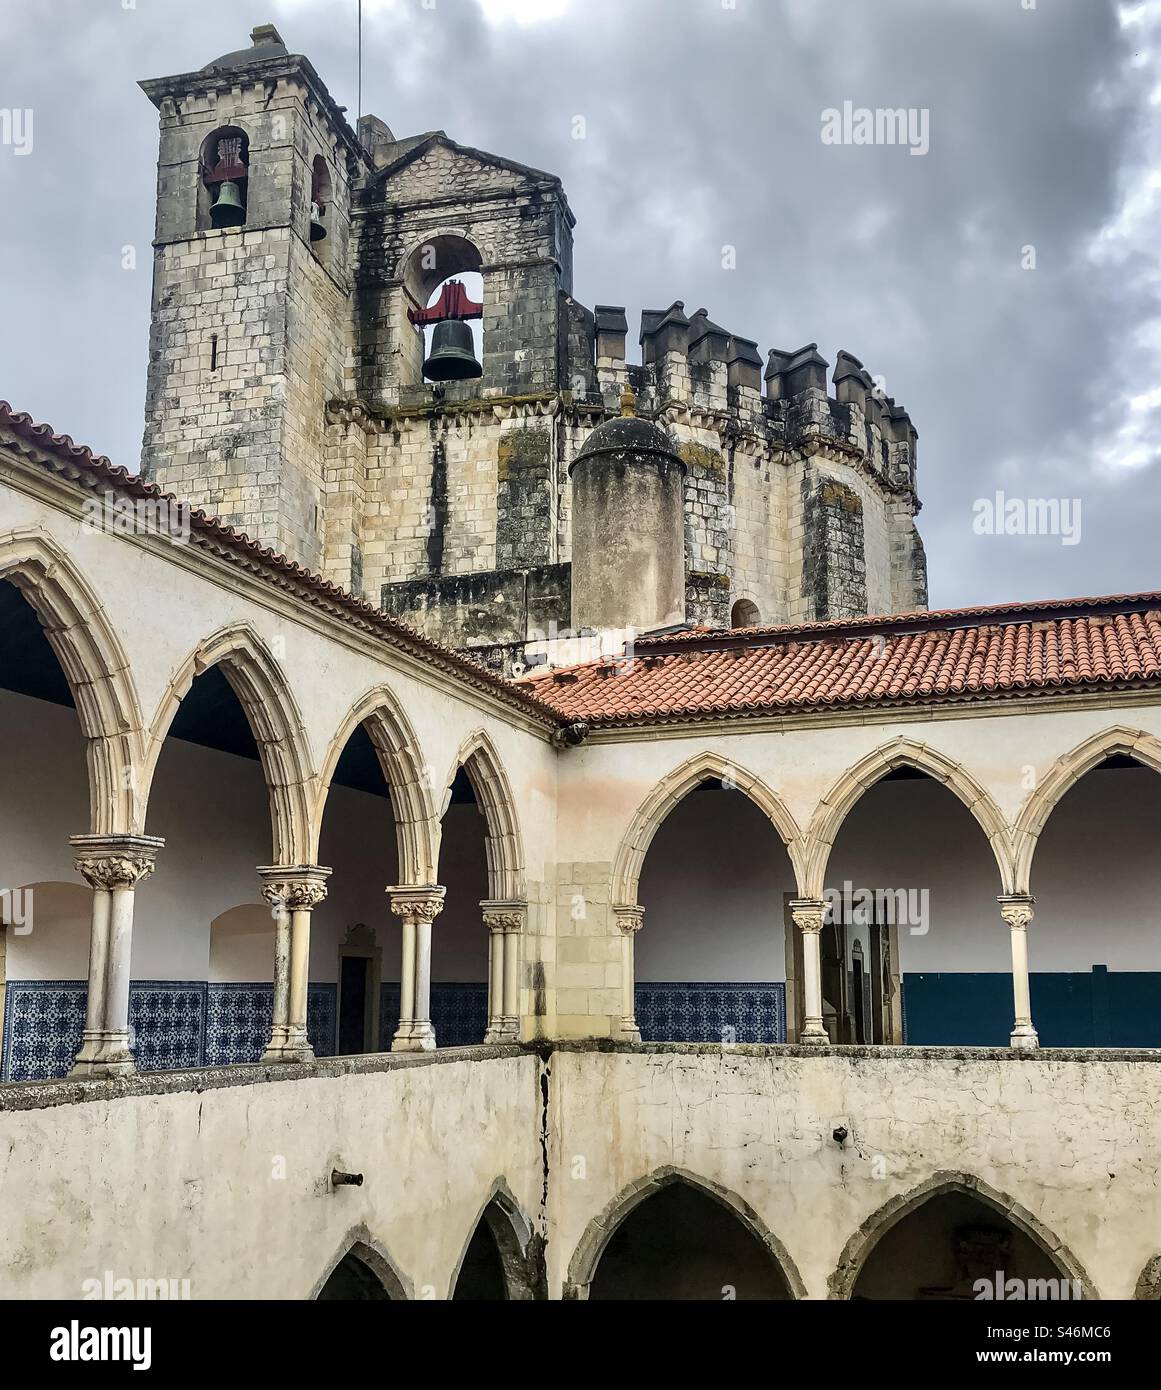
<box><xmin>138</xmin><ymin>25</ymin><xmax>363</xmax><ymax>568</ymax></box>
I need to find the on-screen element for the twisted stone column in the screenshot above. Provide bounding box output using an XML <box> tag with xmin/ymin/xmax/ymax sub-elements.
<box><xmin>481</xmin><ymin>901</ymin><xmax>525</xmax><ymax>1043</ymax></box>
<box><xmin>258</xmin><ymin>865</ymin><xmax>330</xmax><ymax>1064</ymax></box>
<box><xmin>790</xmin><ymin>899</ymin><xmax>829</xmax><ymax>1045</ymax></box>
<box><xmin>999</xmin><ymin>894</ymin><xmax>1039</xmax><ymax>1050</ymax></box>
<box><xmin>69</xmin><ymin>833</ymin><xmax>164</xmax><ymax>1078</ymax></box>
<box><xmin>615</xmin><ymin>905</ymin><xmax>644</xmax><ymax>1043</ymax></box>
<box><xmin>388</xmin><ymin>886</ymin><xmax>445</xmax><ymax>1052</ymax></box>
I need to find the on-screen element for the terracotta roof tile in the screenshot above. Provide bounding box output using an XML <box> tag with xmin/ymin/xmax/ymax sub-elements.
<box><xmin>522</xmin><ymin>602</ymin><xmax>1161</xmax><ymax>726</ymax></box>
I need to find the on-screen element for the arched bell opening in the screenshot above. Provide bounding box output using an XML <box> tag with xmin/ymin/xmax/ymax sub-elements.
<box><xmin>398</xmin><ymin>235</ymin><xmax>485</xmax><ymax>387</ymax></box>
<box><xmin>198</xmin><ymin>126</ymin><xmax>249</xmax><ymax>231</ymax></box>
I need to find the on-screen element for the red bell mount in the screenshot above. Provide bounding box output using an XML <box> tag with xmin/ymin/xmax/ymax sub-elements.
<box><xmin>203</xmin><ymin>135</ymin><xmax>248</xmax><ymax>185</ymax></box>
<box><xmin>408</xmin><ymin>279</ymin><xmax>483</xmax><ymax>327</ymax></box>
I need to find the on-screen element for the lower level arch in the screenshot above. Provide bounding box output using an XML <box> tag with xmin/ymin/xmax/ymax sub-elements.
<box><xmin>565</xmin><ymin>1166</ymin><xmax>806</xmax><ymax>1300</ymax></box>
<box><xmin>311</xmin><ymin>1227</ymin><xmax>411</xmax><ymax>1301</ymax></box>
<box><xmin>829</xmin><ymin>1172</ymin><xmax>1096</xmax><ymax>1300</ymax></box>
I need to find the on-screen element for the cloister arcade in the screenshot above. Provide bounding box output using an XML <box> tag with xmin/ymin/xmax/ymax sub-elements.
<box><xmin>3</xmin><ymin>452</ymin><xmax>1161</xmax><ymax>1298</ymax></box>
<box><xmin>3</xmin><ymin>519</ymin><xmax>1161</xmax><ymax>1074</ymax></box>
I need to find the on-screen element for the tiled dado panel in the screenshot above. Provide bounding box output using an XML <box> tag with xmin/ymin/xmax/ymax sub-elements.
<box><xmin>377</xmin><ymin>982</ymin><xmax>489</xmax><ymax>1050</ymax></box>
<box><xmin>1</xmin><ymin>981</ymin><xmax>337</xmax><ymax>1081</ymax></box>
<box><xmin>634</xmin><ymin>982</ymin><xmax>787</xmax><ymax>1044</ymax></box>
<box><xmin>203</xmin><ymin>984</ymin><xmax>336</xmax><ymax>1066</ymax></box>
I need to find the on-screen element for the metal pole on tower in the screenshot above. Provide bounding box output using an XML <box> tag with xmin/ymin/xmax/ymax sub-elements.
<box><xmin>357</xmin><ymin>0</ymin><xmax>363</xmax><ymax>121</ymax></box>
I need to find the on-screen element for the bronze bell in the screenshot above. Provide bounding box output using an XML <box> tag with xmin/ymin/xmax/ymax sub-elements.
<box><xmin>422</xmin><ymin>318</ymin><xmax>483</xmax><ymax>382</ymax></box>
<box><xmin>210</xmin><ymin>180</ymin><xmax>245</xmax><ymax>228</ymax></box>
<box><xmin>309</xmin><ymin>200</ymin><xmax>327</xmax><ymax>242</ymax></box>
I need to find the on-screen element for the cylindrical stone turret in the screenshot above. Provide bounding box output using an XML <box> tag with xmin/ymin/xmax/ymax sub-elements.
<box><xmin>569</xmin><ymin>388</ymin><xmax>686</xmax><ymax>635</ymax></box>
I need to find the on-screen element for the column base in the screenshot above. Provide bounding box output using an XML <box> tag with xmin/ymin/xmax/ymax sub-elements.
<box><xmin>260</xmin><ymin>1043</ymin><xmax>317</xmax><ymax>1064</ymax></box>
<box><xmin>798</xmin><ymin>1024</ymin><xmax>830</xmax><ymax>1046</ymax></box>
<box><xmin>1010</xmin><ymin>1024</ymin><xmax>1040</xmax><ymax>1050</ymax></box>
<box><xmin>69</xmin><ymin>1031</ymin><xmax>136</xmax><ymax>1079</ymax></box>
<box><xmin>485</xmin><ymin>1020</ymin><xmax>519</xmax><ymax>1044</ymax></box>
<box><xmin>391</xmin><ymin>1021</ymin><xmax>436</xmax><ymax>1052</ymax></box>
<box><xmin>261</xmin><ymin>1025</ymin><xmax>315</xmax><ymax>1065</ymax></box>
<box><xmin>619</xmin><ymin>1019</ymin><xmax>642</xmax><ymax>1044</ymax></box>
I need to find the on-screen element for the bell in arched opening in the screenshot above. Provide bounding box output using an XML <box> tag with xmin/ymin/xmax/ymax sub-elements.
<box><xmin>422</xmin><ymin>318</ymin><xmax>483</xmax><ymax>382</ymax></box>
<box><xmin>210</xmin><ymin>180</ymin><xmax>246</xmax><ymax>228</ymax></box>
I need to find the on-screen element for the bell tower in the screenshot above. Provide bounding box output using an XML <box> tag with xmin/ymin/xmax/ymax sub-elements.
<box><xmin>138</xmin><ymin>25</ymin><xmax>363</xmax><ymax>568</ymax></box>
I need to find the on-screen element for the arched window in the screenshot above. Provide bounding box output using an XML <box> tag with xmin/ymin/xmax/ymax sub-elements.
<box><xmin>731</xmin><ymin>599</ymin><xmax>761</xmax><ymax>628</ymax></box>
<box><xmin>199</xmin><ymin>126</ymin><xmax>249</xmax><ymax>231</ymax></box>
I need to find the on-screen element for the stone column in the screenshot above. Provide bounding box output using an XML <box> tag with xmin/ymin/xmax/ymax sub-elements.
<box><xmin>999</xmin><ymin>894</ymin><xmax>1039</xmax><ymax>1050</ymax></box>
<box><xmin>481</xmin><ymin>900</ymin><xmax>525</xmax><ymax>1043</ymax></box>
<box><xmin>615</xmin><ymin>905</ymin><xmax>644</xmax><ymax>1043</ymax></box>
<box><xmin>790</xmin><ymin>899</ymin><xmax>829</xmax><ymax>1045</ymax></box>
<box><xmin>258</xmin><ymin>865</ymin><xmax>330</xmax><ymax>1064</ymax></box>
<box><xmin>388</xmin><ymin>886</ymin><xmax>445</xmax><ymax>1052</ymax></box>
<box><xmin>69</xmin><ymin>833</ymin><xmax>164</xmax><ymax>1079</ymax></box>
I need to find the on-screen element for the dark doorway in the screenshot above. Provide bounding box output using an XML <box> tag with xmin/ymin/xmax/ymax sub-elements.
<box><xmin>318</xmin><ymin>1252</ymin><xmax>393</xmax><ymax>1300</ymax></box>
<box><xmin>589</xmin><ymin>1182</ymin><xmax>791</xmax><ymax>1300</ymax></box>
<box><xmin>452</xmin><ymin>1220</ymin><xmax>507</xmax><ymax>1300</ymax></box>
<box><xmin>339</xmin><ymin>954</ymin><xmax>370</xmax><ymax>1055</ymax></box>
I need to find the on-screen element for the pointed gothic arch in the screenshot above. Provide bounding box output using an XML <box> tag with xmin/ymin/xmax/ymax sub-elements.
<box><xmin>828</xmin><ymin>1171</ymin><xmax>1096</xmax><ymax>1300</ymax></box>
<box><xmin>439</xmin><ymin>730</ymin><xmax>525</xmax><ymax>901</ymax></box>
<box><xmin>310</xmin><ymin>1226</ymin><xmax>411</xmax><ymax>1301</ymax></box>
<box><xmin>142</xmin><ymin>622</ymin><xmax>313</xmax><ymax>865</ymax></box>
<box><xmin>565</xmin><ymin>1166</ymin><xmax>806</xmax><ymax>1300</ymax></box>
<box><xmin>448</xmin><ymin>1178</ymin><xmax>541</xmax><ymax>1300</ymax></box>
<box><xmin>312</xmin><ymin>685</ymin><xmax>438</xmax><ymax>885</ymax></box>
<box><xmin>1011</xmin><ymin>726</ymin><xmax>1161</xmax><ymax>893</ymax></box>
<box><xmin>612</xmin><ymin>750</ymin><xmax>806</xmax><ymax>909</ymax></box>
<box><xmin>0</xmin><ymin>529</ymin><xmax>144</xmax><ymax>835</ymax></box>
<box><xmin>803</xmin><ymin>737</ymin><xmax>1014</xmax><ymax>897</ymax></box>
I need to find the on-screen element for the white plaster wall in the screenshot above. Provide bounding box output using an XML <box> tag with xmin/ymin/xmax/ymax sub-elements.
<box><xmin>548</xmin><ymin>1048</ymin><xmax>1161</xmax><ymax>1300</ymax></box>
<box><xmin>1</xmin><ymin>1048</ymin><xmax>1158</xmax><ymax>1300</ymax></box>
<box><xmin>0</xmin><ymin>1054</ymin><xmax>545</xmax><ymax>1299</ymax></box>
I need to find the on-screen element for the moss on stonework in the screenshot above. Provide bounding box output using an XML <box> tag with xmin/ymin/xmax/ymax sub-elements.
<box><xmin>678</xmin><ymin>442</ymin><xmax>725</xmax><ymax>475</ymax></box>
<box><xmin>819</xmin><ymin>480</ymin><xmax>863</xmax><ymax>512</ymax></box>
<box><xmin>497</xmin><ymin>425</ymin><xmax>552</xmax><ymax>483</ymax></box>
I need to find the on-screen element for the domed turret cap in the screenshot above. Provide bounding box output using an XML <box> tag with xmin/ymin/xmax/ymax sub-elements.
<box><xmin>570</xmin><ymin>386</ymin><xmax>683</xmax><ymax>475</ymax></box>
<box><xmin>203</xmin><ymin>24</ymin><xmax>288</xmax><ymax>72</ymax></box>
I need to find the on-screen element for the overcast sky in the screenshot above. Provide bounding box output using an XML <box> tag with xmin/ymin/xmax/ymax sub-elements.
<box><xmin>1</xmin><ymin>0</ymin><xmax>1158</xmax><ymax>610</ymax></box>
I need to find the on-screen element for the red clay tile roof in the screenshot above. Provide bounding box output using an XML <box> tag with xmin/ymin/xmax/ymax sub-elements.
<box><xmin>522</xmin><ymin>598</ymin><xmax>1161</xmax><ymax>726</ymax></box>
<box><xmin>0</xmin><ymin>401</ymin><xmax>566</xmax><ymax>730</ymax></box>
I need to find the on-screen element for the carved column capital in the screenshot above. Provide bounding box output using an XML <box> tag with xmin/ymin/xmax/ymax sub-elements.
<box><xmin>614</xmin><ymin>905</ymin><xmax>645</xmax><ymax>936</ymax></box>
<box><xmin>387</xmin><ymin>884</ymin><xmax>446</xmax><ymax>924</ymax></box>
<box><xmin>257</xmin><ymin>865</ymin><xmax>332</xmax><ymax>911</ymax></box>
<box><xmin>998</xmin><ymin>894</ymin><xmax>1035</xmax><ymax>931</ymax></box>
<box><xmin>70</xmin><ymin>834</ymin><xmax>164</xmax><ymax>891</ymax></box>
<box><xmin>481</xmin><ymin>900</ymin><xmax>525</xmax><ymax>934</ymax></box>
<box><xmin>790</xmin><ymin>898</ymin><xmax>827</xmax><ymax>935</ymax></box>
